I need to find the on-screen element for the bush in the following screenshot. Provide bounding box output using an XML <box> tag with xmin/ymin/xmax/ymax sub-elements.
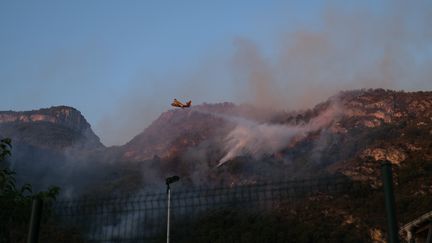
<box><xmin>0</xmin><ymin>138</ymin><xmax>59</xmax><ymax>243</ymax></box>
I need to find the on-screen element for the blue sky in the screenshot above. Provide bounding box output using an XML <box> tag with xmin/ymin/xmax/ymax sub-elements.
<box><xmin>1</xmin><ymin>1</ymin><xmax>431</xmax><ymax>145</ymax></box>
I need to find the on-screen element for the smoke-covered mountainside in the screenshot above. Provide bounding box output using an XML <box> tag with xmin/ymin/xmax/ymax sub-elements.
<box><xmin>0</xmin><ymin>106</ymin><xmax>103</xmax><ymax>149</ymax></box>
<box><xmin>118</xmin><ymin>89</ymin><xmax>432</xmax><ymax>187</ymax></box>
<box><xmin>1</xmin><ymin>89</ymin><xmax>432</xmax><ymax>196</ymax></box>
<box><xmin>0</xmin><ymin>106</ymin><xmax>105</xmax><ymax>195</ymax></box>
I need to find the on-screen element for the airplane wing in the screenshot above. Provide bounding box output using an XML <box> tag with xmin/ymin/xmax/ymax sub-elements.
<box><xmin>171</xmin><ymin>99</ymin><xmax>186</xmax><ymax>108</ymax></box>
<box><xmin>171</xmin><ymin>99</ymin><xmax>191</xmax><ymax>108</ymax></box>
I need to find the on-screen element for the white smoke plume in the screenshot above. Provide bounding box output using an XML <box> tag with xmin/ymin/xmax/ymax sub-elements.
<box><xmin>217</xmin><ymin>103</ymin><xmax>343</xmax><ymax>167</ymax></box>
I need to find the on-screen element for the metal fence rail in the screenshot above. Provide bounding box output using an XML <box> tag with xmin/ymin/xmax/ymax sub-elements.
<box><xmin>37</xmin><ymin>175</ymin><xmax>387</xmax><ymax>242</ymax></box>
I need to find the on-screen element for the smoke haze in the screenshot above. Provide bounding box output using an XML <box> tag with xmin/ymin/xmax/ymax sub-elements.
<box><xmin>95</xmin><ymin>0</ymin><xmax>432</xmax><ymax>146</ymax></box>
<box><xmin>231</xmin><ymin>1</ymin><xmax>432</xmax><ymax>109</ymax></box>
<box><xmin>217</xmin><ymin>103</ymin><xmax>343</xmax><ymax>166</ymax></box>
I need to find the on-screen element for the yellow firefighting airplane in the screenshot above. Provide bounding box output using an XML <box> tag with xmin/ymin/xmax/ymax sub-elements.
<box><xmin>171</xmin><ymin>99</ymin><xmax>192</xmax><ymax>109</ymax></box>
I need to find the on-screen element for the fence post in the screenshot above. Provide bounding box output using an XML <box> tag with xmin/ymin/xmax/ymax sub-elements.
<box><xmin>27</xmin><ymin>198</ymin><xmax>43</xmax><ymax>243</ymax></box>
<box><xmin>381</xmin><ymin>161</ymin><xmax>399</xmax><ymax>243</ymax></box>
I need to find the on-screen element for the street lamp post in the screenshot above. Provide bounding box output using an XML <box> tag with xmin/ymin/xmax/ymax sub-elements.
<box><xmin>165</xmin><ymin>176</ymin><xmax>179</xmax><ymax>243</ymax></box>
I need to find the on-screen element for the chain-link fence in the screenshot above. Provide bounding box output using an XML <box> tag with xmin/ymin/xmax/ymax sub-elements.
<box><xmin>34</xmin><ymin>175</ymin><xmax>391</xmax><ymax>242</ymax></box>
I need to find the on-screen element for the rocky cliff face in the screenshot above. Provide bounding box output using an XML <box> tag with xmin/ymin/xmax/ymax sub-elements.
<box><xmin>319</xmin><ymin>89</ymin><xmax>432</xmax><ymax>185</ymax></box>
<box><xmin>117</xmin><ymin>89</ymin><xmax>432</xmax><ymax>187</ymax></box>
<box><xmin>121</xmin><ymin>102</ymin><xmax>286</xmax><ymax>162</ymax></box>
<box><xmin>121</xmin><ymin>103</ymin><xmax>237</xmax><ymax>161</ymax></box>
<box><xmin>0</xmin><ymin>106</ymin><xmax>103</xmax><ymax>149</ymax></box>
<box><xmin>0</xmin><ymin>106</ymin><xmax>106</xmax><ymax>194</ymax></box>
<box><xmin>1</xmin><ymin>89</ymin><xmax>431</xmax><ymax>195</ymax></box>
<box><xmin>2</xmin><ymin>89</ymin><xmax>430</xmax><ymax>242</ymax></box>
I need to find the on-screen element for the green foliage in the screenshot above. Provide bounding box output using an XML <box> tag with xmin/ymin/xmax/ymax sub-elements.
<box><xmin>0</xmin><ymin>138</ymin><xmax>60</xmax><ymax>243</ymax></box>
<box><xmin>0</xmin><ymin>138</ymin><xmax>11</xmax><ymax>162</ymax></box>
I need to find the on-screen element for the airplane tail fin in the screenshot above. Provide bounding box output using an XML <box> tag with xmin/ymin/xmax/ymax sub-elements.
<box><xmin>186</xmin><ymin>100</ymin><xmax>192</xmax><ymax>106</ymax></box>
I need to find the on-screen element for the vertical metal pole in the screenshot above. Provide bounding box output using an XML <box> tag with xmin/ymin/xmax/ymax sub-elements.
<box><xmin>27</xmin><ymin>198</ymin><xmax>43</xmax><ymax>243</ymax></box>
<box><xmin>166</xmin><ymin>186</ymin><xmax>171</xmax><ymax>243</ymax></box>
<box><xmin>381</xmin><ymin>162</ymin><xmax>399</xmax><ymax>243</ymax></box>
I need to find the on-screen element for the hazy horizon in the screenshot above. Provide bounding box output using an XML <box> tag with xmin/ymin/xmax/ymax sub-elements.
<box><xmin>1</xmin><ymin>0</ymin><xmax>431</xmax><ymax>145</ymax></box>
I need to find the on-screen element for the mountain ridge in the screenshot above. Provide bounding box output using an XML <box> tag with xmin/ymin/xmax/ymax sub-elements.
<box><xmin>0</xmin><ymin>105</ymin><xmax>103</xmax><ymax>149</ymax></box>
<box><xmin>1</xmin><ymin>89</ymin><xmax>431</xmax><ymax>194</ymax></box>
